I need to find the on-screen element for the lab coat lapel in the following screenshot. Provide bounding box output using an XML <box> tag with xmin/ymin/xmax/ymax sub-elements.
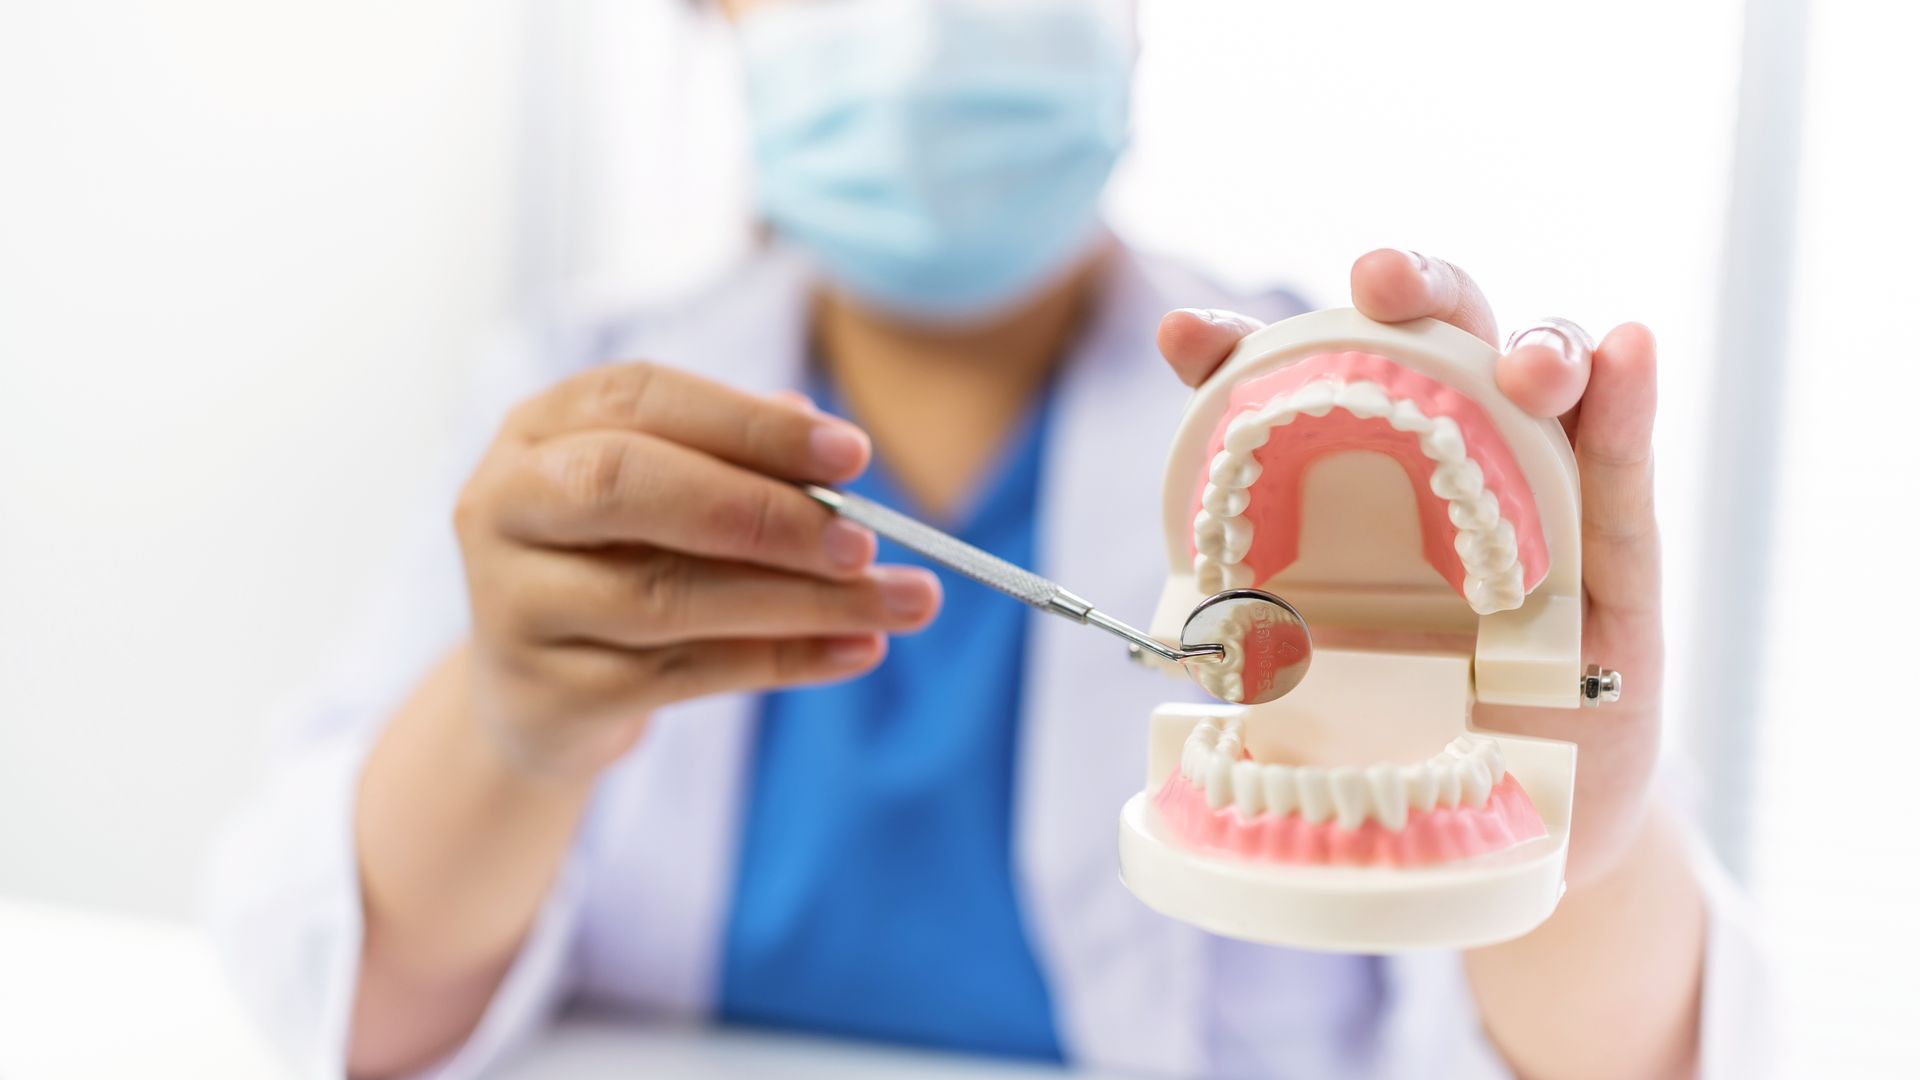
<box><xmin>572</xmin><ymin>248</ymin><xmax>814</xmax><ymax>1017</ymax></box>
<box><xmin>1015</xmin><ymin>251</ymin><xmax>1212</xmax><ymax>1073</ymax></box>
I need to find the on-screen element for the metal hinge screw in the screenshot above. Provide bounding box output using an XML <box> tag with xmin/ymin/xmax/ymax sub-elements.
<box><xmin>1580</xmin><ymin>664</ymin><xmax>1623</xmax><ymax>706</ymax></box>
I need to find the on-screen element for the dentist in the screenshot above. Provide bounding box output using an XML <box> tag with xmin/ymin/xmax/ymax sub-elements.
<box><xmin>207</xmin><ymin>1</ymin><xmax>1765</xmax><ymax>1077</ymax></box>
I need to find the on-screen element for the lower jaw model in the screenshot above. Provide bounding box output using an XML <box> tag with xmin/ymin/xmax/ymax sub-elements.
<box><xmin>1118</xmin><ymin>309</ymin><xmax>1589</xmax><ymax>953</ymax></box>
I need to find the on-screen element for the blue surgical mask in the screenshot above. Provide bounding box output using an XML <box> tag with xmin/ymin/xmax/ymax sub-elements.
<box><xmin>738</xmin><ymin>0</ymin><xmax>1131</xmax><ymax>321</ymax></box>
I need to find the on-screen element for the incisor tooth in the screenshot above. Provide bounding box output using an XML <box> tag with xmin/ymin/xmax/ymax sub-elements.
<box><xmin>1368</xmin><ymin>763</ymin><xmax>1408</xmax><ymax>830</ymax></box>
<box><xmin>1295</xmin><ymin>769</ymin><xmax>1333</xmax><ymax>823</ymax></box>
<box><xmin>1435</xmin><ymin>761</ymin><xmax>1462</xmax><ymax>807</ymax></box>
<box><xmin>1404</xmin><ymin>764</ymin><xmax>1439</xmax><ymax>813</ymax></box>
<box><xmin>1292</xmin><ymin>381</ymin><xmax>1337</xmax><ymax>417</ymax></box>
<box><xmin>1231</xmin><ymin>761</ymin><xmax>1264</xmax><ymax>816</ymax></box>
<box><xmin>1337</xmin><ymin>381</ymin><xmax>1391</xmax><ymax>418</ymax></box>
<box><xmin>1261</xmin><ymin>765</ymin><xmax>1297</xmax><ymax>817</ymax></box>
<box><xmin>1206</xmin><ymin>755</ymin><xmax>1233</xmax><ymax>810</ymax></box>
<box><xmin>1329</xmin><ymin>766</ymin><xmax>1370</xmax><ymax>830</ymax></box>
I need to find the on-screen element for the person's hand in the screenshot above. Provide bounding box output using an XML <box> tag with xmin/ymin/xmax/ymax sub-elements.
<box><xmin>453</xmin><ymin>363</ymin><xmax>942</xmax><ymax>778</ymax></box>
<box><xmin>1155</xmin><ymin>249</ymin><xmax>1662</xmax><ymax>888</ymax></box>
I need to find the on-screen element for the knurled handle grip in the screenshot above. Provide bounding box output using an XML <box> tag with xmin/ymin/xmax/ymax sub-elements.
<box><xmin>804</xmin><ymin>485</ymin><xmax>1079</xmax><ymax>614</ymax></box>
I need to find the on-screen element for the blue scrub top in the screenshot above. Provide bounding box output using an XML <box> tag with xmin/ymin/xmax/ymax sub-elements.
<box><xmin>718</xmin><ymin>381</ymin><xmax>1063</xmax><ymax>1062</ymax></box>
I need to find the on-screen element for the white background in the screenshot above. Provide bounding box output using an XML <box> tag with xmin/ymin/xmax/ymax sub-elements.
<box><xmin>0</xmin><ymin>0</ymin><xmax>1913</xmax><ymax>1075</ymax></box>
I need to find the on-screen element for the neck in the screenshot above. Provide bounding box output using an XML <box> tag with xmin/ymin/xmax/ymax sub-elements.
<box><xmin>815</xmin><ymin>248</ymin><xmax>1109</xmax><ymax>517</ymax></box>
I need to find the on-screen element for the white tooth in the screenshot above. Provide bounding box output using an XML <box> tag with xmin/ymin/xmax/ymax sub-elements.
<box><xmin>1261</xmin><ymin>400</ymin><xmax>1299</xmax><ymax>426</ymax></box>
<box><xmin>1220</xmin><ymin>563</ymin><xmax>1255</xmax><ymax>588</ymax></box>
<box><xmin>1449</xmin><ymin>490</ymin><xmax>1501</xmax><ymax>531</ymax></box>
<box><xmin>1194</xmin><ymin>509</ymin><xmax>1222</xmax><ymax>544</ymax></box>
<box><xmin>1434</xmin><ymin>760</ymin><xmax>1462</xmax><ymax>807</ymax></box>
<box><xmin>1202</xmin><ymin>483</ymin><xmax>1250</xmax><ymax>517</ymax></box>
<box><xmin>1403</xmin><ymin>764</ymin><xmax>1439</xmax><ymax>813</ymax></box>
<box><xmin>1457</xmin><ymin>757</ymin><xmax>1494</xmax><ymax>807</ymax></box>
<box><xmin>1291</xmin><ymin>380</ymin><xmax>1338</xmax><ymax>417</ymax></box>
<box><xmin>1328</xmin><ymin>766</ymin><xmax>1370</xmax><ymax>830</ymax></box>
<box><xmin>1261</xmin><ymin>764</ymin><xmax>1297</xmax><ymax>817</ymax></box>
<box><xmin>1206</xmin><ymin>755</ymin><xmax>1233</xmax><ymax>810</ymax></box>
<box><xmin>1419</xmin><ymin>416</ymin><xmax>1466</xmax><ymax>462</ymax></box>
<box><xmin>1216</xmin><ymin>731</ymin><xmax>1243</xmax><ymax>762</ymax></box>
<box><xmin>1447</xmin><ymin>734</ymin><xmax>1478</xmax><ymax>758</ymax></box>
<box><xmin>1472</xmin><ymin>739</ymin><xmax>1505</xmax><ymax>781</ymax></box>
<box><xmin>1430</xmin><ymin>459</ymin><xmax>1484</xmax><ymax>501</ymax></box>
<box><xmin>1195</xmin><ymin>557</ymin><xmax>1224</xmax><ymax>593</ymax></box>
<box><xmin>1221</xmin><ymin>517</ymin><xmax>1255</xmax><ymax>562</ymax></box>
<box><xmin>1231</xmin><ymin>761</ymin><xmax>1264</xmax><ymax>816</ymax></box>
<box><xmin>1210</xmin><ymin>451</ymin><xmax>1263</xmax><ymax>489</ymax></box>
<box><xmin>1388</xmin><ymin>399</ymin><xmax>1433</xmax><ymax>433</ymax></box>
<box><xmin>1336</xmin><ymin>381</ymin><xmax>1391</xmax><ymax>418</ymax></box>
<box><xmin>1368</xmin><ymin>764</ymin><xmax>1408</xmax><ymax>830</ymax></box>
<box><xmin>1295</xmin><ymin>768</ymin><xmax>1333</xmax><ymax>823</ymax></box>
<box><xmin>1224</xmin><ymin>413</ymin><xmax>1271</xmax><ymax>454</ymax></box>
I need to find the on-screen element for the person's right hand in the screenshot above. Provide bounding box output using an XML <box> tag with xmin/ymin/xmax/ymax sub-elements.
<box><xmin>453</xmin><ymin>362</ymin><xmax>942</xmax><ymax>778</ymax></box>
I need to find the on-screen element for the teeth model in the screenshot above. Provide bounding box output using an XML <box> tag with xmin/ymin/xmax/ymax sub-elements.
<box><xmin>1156</xmin><ymin>716</ymin><xmax>1547</xmax><ymax>867</ymax></box>
<box><xmin>1191</xmin><ymin>351</ymin><xmax>1549</xmax><ymax>616</ymax></box>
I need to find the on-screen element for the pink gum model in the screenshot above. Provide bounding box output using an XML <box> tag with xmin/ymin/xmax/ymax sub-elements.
<box><xmin>1188</xmin><ymin>351</ymin><xmax>1550</xmax><ymax>601</ymax></box>
<box><xmin>1154</xmin><ymin>769</ymin><xmax>1547</xmax><ymax>869</ymax></box>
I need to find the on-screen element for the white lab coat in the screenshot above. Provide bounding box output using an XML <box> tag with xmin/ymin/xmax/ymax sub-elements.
<box><xmin>205</xmin><ymin>244</ymin><xmax>1774</xmax><ymax>1079</ymax></box>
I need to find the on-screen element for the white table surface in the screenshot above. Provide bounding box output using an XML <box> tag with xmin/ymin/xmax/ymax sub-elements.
<box><xmin>0</xmin><ymin>897</ymin><xmax>1100</xmax><ymax>1079</ymax></box>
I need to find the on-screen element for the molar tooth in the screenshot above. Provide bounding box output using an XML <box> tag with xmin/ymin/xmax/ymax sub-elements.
<box><xmin>1388</xmin><ymin>399</ymin><xmax>1433</xmax><ymax>433</ymax></box>
<box><xmin>1216</xmin><ymin>730</ymin><xmax>1243</xmax><ymax>762</ymax></box>
<box><xmin>1195</xmin><ymin>557</ymin><xmax>1225</xmax><ymax>593</ymax></box>
<box><xmin>1430</xmin><ymin>459</ymin><xmax>1484</xmax><ymax>501</ymax></box>
<box><xmin>1291</xmin><ymin>380</ymin><xmax>1338</xmax><ymax>417</ymax></box>
<box><xmin>1472</xmin><ymin>739</ymin><xmax>1505</xmax><ymax>781</ymax></box>
<box><xmin>1210</xmin><ymin>451</ymin><xmax>1263</xmax><ymax>489</ymax></box>
<box><xmin>1419</xmin><ymin>416</ymin><xmax>1466</xmax><ymax>462</ymax></box>
<box><xmin>1202</xmin><ymin>483</ymin><xmax>1250</xmax><ymax>517</ymax></box>
<box><xmin>1205</xmin><ymin>755</ymin><xmax>1233</xmax><ymax>810</ymax></box>
<box><xmin>1328</xmin><ymin>766</ymin><xmax>1370</xmax><ymax>830</ymax></box>
<box><xmin>1456</xmin><ymin>757</ymin><xmax>1494</xmax><ymax>807</ymax></box>
<box><xmin>1295</xmin><ymin>768</ymin><xmax>1333</xmax><ymax>824</ymax></box>
<box><xmin>1231</xmin><ymin>761</ymin><xmax>1264</xmax><ymax>816</ymax></box>
<box><xmin>1221</xmin><ymin>518</ymin><xmax>1255</xmax><ymax>562</ymax></box>
<box><xmin>1368</xmin><ymin>764</ymin><xmax>1409</xmax><ymax>831</ymax></box>
<box><xmin>1224</xmin><ymin>413</ymin><xmax>1271</xmax><ymax>454</ymax></box>
<box><xmin>1403</xmin><ymin>764</ymin><xmax>1439</xmax><ymax>813</ymax></box>
<box><xmin>1336</xmin><ymin>381</ymin><xmax>1391</xmax><ymax>418</ymax></box>
<box><xmin>1261</xmin><ymin>765</ymin><xmax>1297</xmax><ymax>817</ymax></box>
<box><xmin>1449</xmin><ymin>490</ymin><xmax>1501</xmax><ymax>531</ymax></box>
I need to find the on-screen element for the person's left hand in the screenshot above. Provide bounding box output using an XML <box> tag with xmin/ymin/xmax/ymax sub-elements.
<box><xmin>1155</xmin><ymin>249</ymin><xmax>1663</xmax><ymax>890</ymax></box>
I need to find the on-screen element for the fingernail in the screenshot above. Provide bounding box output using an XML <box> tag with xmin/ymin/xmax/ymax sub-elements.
<box><xmin>1400</xmin><ymin>249</ymin><xmax>1446</xmax><ymax>296</ymax></box>
<box><xmin>1508</xmin><ymin>326</ymin><xmax>1574</xmax><ymax>362</ymax></box>
<box><xmin>809</xmin><ymin>421</ymin><xmax>869</xmax><ymax>475</ymax></box>
<box><xmin>826</xmin><ymin>635</ymin><xmax>881</xmax><ymax>665</ymax></box>
<box><xmin>874</xmin><ymin>566</ymin><xmax>940</xmax><ymax>619</ymax></box>
<box><xmin>823</xmin><ymin>519</ymin><xmax>875</xmax><ymax>571</ymax></box>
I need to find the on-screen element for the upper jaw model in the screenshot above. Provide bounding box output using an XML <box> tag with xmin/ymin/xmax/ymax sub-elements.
<box><xmin>1118</xmin><ymin>308</ymin><xmax>1587</xmax><ymax>953</ymax></box>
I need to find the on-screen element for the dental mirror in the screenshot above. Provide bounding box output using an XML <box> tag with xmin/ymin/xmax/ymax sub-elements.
<box><xmin>1178</xmin><ymin>588</ymin><xmax>1313</xmax><ymax>705</ymax></box>
<box><xmin>803</xmin><ymin>485</ymin><xmax>1313</xmax><ymax>706</ymax></box>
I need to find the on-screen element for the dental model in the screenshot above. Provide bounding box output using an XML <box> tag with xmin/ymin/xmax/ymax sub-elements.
<box><xmin>1118</xmin><ymin>309</ymin><xmax>1604</xmax><ymax>952</ymax></box>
